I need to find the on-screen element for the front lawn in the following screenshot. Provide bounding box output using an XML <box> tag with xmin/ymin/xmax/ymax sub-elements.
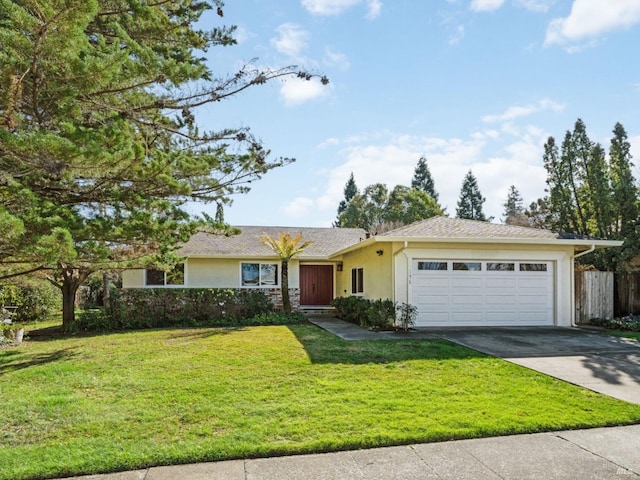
<box><xmin>2</xmin><ymin>324</ymin><xmax>640</xmax><ymax>480</ymax></box>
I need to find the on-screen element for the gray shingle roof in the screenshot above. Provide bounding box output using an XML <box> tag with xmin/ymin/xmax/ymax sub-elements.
<box><xmin>180</xmin><ymin>226</ymin><xmax>368</xmax><ymax>258</ymax></box>
<box><xmin>378</xmin><ymin>216</ymin><xmax>560</xmax><ymax>239</ymax></box>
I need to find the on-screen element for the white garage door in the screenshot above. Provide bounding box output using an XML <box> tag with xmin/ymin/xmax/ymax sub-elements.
<box><xmin>411</xmin><ymin>260</ymin><xmax>554</xmax><ymax>327</ymax></box>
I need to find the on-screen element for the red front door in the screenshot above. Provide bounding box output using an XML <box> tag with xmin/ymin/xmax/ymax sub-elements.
<box><xmin>300</xmin><ymin>265</ymin><xmax>333</xmax><ymax>306</ymax></box>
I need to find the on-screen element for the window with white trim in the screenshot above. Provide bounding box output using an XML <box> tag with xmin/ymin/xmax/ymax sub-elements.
<box><xmin>351</xmin><ymin>267</ymin><xmax>364</xmax><ymax>294</ymax></box>
<box><xmin>241</xmin><ymin>263</ymin><xmax>278</xmax><ymax>286</ymax></box>
<box><xmin>146</xmin><ymin>264</ymin><xmax>184</xmax><ymax>286</ymax></box>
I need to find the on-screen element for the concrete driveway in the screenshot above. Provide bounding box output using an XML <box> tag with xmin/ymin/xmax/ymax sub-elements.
<box><xmin>436</xmin><ymin>327</ymin><xmax>640</xmax><ymax>405</ymax></box>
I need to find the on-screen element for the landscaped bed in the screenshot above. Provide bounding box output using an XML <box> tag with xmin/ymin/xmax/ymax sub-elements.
<box><xmin>2</xmin><ymin>323</ymin><xmax>640</xmax><ymax>480</ymax></box>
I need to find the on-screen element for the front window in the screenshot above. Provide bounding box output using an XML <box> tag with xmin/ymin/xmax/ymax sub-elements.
<box><xmin>242</xmin><ymin>263</ymin><xmax>278</xmax><ymax>286</ymax></box>
<box><xmin>146</xmin><ymin>264</ymin><xmax>184</xmax><ymax>287</ymax></box>
<box><xmin>351</xmin><ymin>267</ymin><xmax>364</xmax><ymax>294</ymax></box>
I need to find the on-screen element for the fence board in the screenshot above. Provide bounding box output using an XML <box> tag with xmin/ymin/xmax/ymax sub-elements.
<box><xmin>575</xmin><ymin>271</ymin><xmax>614</xmax><ymax>324</ymax></box>
<box><xmin>614</xmin><ymin>273</ymin><xmax>640</xmax><ymax>317</ymax></box>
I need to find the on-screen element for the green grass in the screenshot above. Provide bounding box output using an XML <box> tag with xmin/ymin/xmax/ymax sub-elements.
<box><xmin>2</xmin><ymin>324</ymin><xmax>640</xmax><ymax>480</ymax></box>
<box><xmin>608</xmin><ymin>330</ymin><xmax>640</xmax><ymax>341</ymax></box>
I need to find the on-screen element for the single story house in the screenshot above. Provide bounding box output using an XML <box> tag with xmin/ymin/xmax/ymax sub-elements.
<box><xmin>122</xmin><ymin>216</ymin><xmax>622</xmax><ymax>328</ymax></box>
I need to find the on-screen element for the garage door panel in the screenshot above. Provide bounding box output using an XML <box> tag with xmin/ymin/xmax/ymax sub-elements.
<box><xmin>415</xmin><ymin>277</ymin><xmax>449</xmax><ymax>288</ymax></box>
<box><xmin>518</xmin><ymin>277</ymin><xmax>550</xmax><ymax>288</ymax></box>
<box><xmin>485</xmin><ymin>278</ymin><xmax>517</xmax><ymax>288</ymax></box>
<box><xmin>452</xmin><ymin>295</ymin><xmax>483</xmax><ymax>305</ymax></box>
<box><xmin>518</xmin><ymin>294</ymin><xmax>550</xmax><ymax>304</ymax></box>
<box><xmin>452</xmin><ymin>312</ymin><xmax>484</xmax><ymax>323</ymax></box>
<box><xmin>485</xmin><ymin>295</ymin><xmax>517</xmax><ymax>305</ymax></box>
<box><xmin>412</xmin><ymin>259</ymin><xmax>554</xmax><ymax>327</ymax></box>
<box><xmin>417</xmin><ymin>294</ymin><xmax>449</xmax><ymax>305</ymax></box>
<box><xmin>451</xmin><ymin>278</ymin><xmax>484</xmax><ymax>288</ymax></box>
<box><xmin>419</xmin><ymin>312</ymin><xmax>450</xmax><ymax>323</ymax></box>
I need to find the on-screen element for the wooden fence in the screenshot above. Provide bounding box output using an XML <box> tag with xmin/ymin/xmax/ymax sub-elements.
<box><xmin>614</xmin><ymin>273</ymin><xmax>640</xmax><ymax>317</ymax></box>
<box><xmin>575</xmin><ymin>271</ymin><xmax>614</xmax><ymax>324</ymax></box>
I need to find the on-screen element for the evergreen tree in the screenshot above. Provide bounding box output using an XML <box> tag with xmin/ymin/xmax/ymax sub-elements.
<box><xmin>502</xmin><ymin>185</ymin><xmax>528</xmax><ymax>226</ymax></box>
<box><xmin>334</xmin><ymin>173</ymin><xmax>358</xmax><ymax>226</ymax></box>
<box><xmin>0</xmin><ymin>0</ymin><xmax>326</xmax><ymax>329</ymax></box>
<box><xmin>385</xmin><ymin>186</ymin><xmax>443</xmax><ymax>225</ymax></box>
<box><xmin>608</xmin><ymin>122</ymin><xmax>640</xmax><ymax>270</ymax></box>
<box><xmin>338</xmin><ymin>184</ymin><xmax>442</xmax><ymax>233</ymax></box>
<box><xmin>456</xmin><ymin>170</ymin><xmax>488</xmax><ymax>221</ymax></box>
<box><xmin>536</xmin><ymin>119</ymin><xmax>639</xmax><ymax>271</ymax></box>
<box><xmin>411</xmin><ymin>156</ymin><xmax>439</xmax><ymax>201</ymax></box>
<box><xmin>609</xmin><ymin>122</ymin><xmax>639</xmax><ymax>238</ymax></box>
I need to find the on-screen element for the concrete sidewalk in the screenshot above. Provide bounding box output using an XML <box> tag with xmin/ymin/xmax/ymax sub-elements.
<box><xmin>64</xmin><ymin>425</ymin><xmax>640</xmax><ymax>479</ymax></box>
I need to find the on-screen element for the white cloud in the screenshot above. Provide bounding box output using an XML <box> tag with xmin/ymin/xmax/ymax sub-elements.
<box><xmin>316</xmin><ymin>134</ymin><xmax>487</xmax><ymax>214</ymax></box>
<box><xmin>270</xmin><ymin>23</ymin><xmax>309</xmax><ymax>59</ymax></box>
<box><xmin>301</xmin><ymin>0</ymin><xmax>382</xmax><ymax>18</ymax></box>
<box><xmin>283</xmin><ymin>197</ymin><xmax>315</xmax><ymax>219</ymax></box>
<box><xmin>280</xmin><ymin>77</ymin><xmax>330</xmax><ymax>106</ymax></box>
<box><xmin>323</xmin><ymin>48</ymin><xmax>351</xmax><ymax>69</ymax></box>
<box><xmin>449</xmin><ymin>25</ymin><xmax>465</xmax><ymax>45</ymax></box>
<box><xmin>482</xmin><ymin>98</ymin><xmax>566</xmax><ymax>123</ymax></box>
<box><xmin>470</xmin><ymin>0</ymin><xmax>505</xmax><ymax>12</ymax></box>
<box><xmin>366</xmin><ymin>0</ymin><xmax>382</xmax><ymax>19</ymax></box>
<box><xmin>545</xmin><ymin>0</ymin><xmax>640</xmax><ymax>48</ymax></box>
<box><xmin>313</xmin><ymin>123</ymin><xmax>552</xmax><ymax>222</ymax></box>
<box><xmin>515</xmin><ymin>0</ymin><xmax>554</xmax><ymax>12</ymax></box>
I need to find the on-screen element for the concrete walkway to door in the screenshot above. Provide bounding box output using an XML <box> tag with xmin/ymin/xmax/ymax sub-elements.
<box><xmin>307</xmin><ymin>317</ymin><xmax>640</xmax><ymax>405</ymax></box>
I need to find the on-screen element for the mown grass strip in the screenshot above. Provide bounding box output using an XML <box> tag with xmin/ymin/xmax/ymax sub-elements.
<box><xmin>1</xmin><ymin>324</ymin><xmax>640</xmax><ymax>480</ymax></box>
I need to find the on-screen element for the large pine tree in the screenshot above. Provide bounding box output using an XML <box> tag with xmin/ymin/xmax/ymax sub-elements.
<box><xmin>534</xmin><ymin>119</ymin><xmax>640</xmax><ymax>271</ymax></box>
<box><xmin>456</xmin><ymin>170</ymin><xmax>488</xmax><ymax>221</ymax></box>
<box><xmin>411</xmin><ymin>156</ymin><xmax>439</xmax><ymax>201</ymax></box>
<box><xmin>334</xmin><ymin>173</ymin><xmax>358</xmax><ymax>226</ymax></box>
<box><xmin>0</xmin><ymin>0</ymin><xmax>326</xmax><ymax>329</ymax></box>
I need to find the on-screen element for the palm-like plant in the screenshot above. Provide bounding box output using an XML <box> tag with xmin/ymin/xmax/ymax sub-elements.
<box><xmin>260</xmin><ymin>233</ymin><xmax>312</xmax><ymax>313</ymax></box>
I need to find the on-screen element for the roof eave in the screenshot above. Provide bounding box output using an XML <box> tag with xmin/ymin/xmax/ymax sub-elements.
<box><xmin>328</xmin><ymin>236</ymin><xmax>623</xmax><ymax>258</ymax></box>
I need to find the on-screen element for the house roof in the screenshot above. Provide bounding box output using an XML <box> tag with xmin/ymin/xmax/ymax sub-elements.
<box><xmin>180</xmin><ymin>217</ymin><xmax>623</xmax><ymax>260</ymax></box>
<box><xmin>379</xmin><ymin>216</ymin><xmax>560</xmax><ymax>239</ymax></box>
<box><xmin>180</xmin><ymin>225</ymin><xmax>368</xmax><ymax>259</ymax></box>
<box><xmin>330</xmin><ymin>216</ymin><xmax>624</xmax><ymax>257</ymax></box>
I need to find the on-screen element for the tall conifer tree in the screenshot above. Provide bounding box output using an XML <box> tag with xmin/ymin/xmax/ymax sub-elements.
<box><xmin>456</xmin><ymin>170</ymin><xmax>488</xmax><ymax>221</ymax></box>
<box><xmin>411</xmin><ymin>156</ymin><xmax>439</xmax><ymax>202</ymax></box>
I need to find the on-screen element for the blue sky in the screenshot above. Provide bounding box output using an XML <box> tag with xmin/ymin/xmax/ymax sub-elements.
<box><xmin>197</xmin><ymin>0</ymin><xmax>640</xmax><ymax>227</ymax></box>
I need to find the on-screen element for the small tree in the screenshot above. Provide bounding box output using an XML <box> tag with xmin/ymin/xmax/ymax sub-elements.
<box><xmin>456</xmin><ymin>170</ymin><xmax>488</xmax><ymax>221</ymax></box>
<box><xmin>260</xmin><ymin>233</ymin><xmax>312</xmax><ymax>314</ymax></box>
<box><xmin>502</xmin><ymin>185</ymin><xmax>529</xmax><ymax>226</ymax></box>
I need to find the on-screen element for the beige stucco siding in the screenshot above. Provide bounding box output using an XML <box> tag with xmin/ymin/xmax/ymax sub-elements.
<box><xmin>335</xmin><ymin>243</ymin><xmax>394</xmax><ymax>300</ymax></box>
<box><xmin>121</xmin><ymin>258</ymin><xmax>300</xmax><ymax>289</ymax></box>
<box><xmin>122</xmin><ymin>269</ymin><xmax>145</xmax><ymax>288</ymax></box>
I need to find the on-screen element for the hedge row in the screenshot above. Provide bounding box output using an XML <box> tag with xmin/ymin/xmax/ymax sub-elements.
<box><xmin>71</xmin><ymin>288</ymin><xmax>306</xmax><ymax>332</ymax></box>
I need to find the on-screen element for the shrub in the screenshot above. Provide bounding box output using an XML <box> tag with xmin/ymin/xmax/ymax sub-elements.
<box><xmin>70</xmin><ymin>288</ymin><xmax>276</xmax><ymax>332</ymax></box>
<box><xmin>365</xmin><ymin>299</ymin><xmax>396</xmax><ymax>330</ymax></box>
<box><xmin>396</xmin><ymin>302</ymin><xmax>417</xmax><ymax>331</ymax></box>
<box><xmin>0</xmin><ymin>280</ymin><xmax>60</xmax><ymax>323</ymax></box>
<box><xmin>331</xmin><ymin>296</ymin><xmax>370</xmax><ymax>325</ymax></box>
<box><xmin>590</xmin><ymin>315</ymin><xmax>640</xmax><ymax>331</ymax></box>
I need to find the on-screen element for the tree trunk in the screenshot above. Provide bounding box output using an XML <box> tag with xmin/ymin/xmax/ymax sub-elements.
<box><xmin>57</xmin><ymin>266</ymin><xmax>91</xmax><ymax>332</ymax></box>
<box><xmin>281</xmin><ymin>260</ymin><xmax>291</xmax><ymax>314</ymax></box>
<box><xmin>61</xmin><ymin>279</ymin><xmax>78</xmax><ymax>331</ymax></box>
<box><xmin>103</xmin><ymin>272</ymin><xmax>111</xmax><ymax>311</ymax></box>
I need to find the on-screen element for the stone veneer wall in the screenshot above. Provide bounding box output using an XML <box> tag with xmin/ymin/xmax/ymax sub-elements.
<box><xmin>264</xmin><ymin>288</ymin><xmax>300</xmax><ymax>312</ymax></box>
